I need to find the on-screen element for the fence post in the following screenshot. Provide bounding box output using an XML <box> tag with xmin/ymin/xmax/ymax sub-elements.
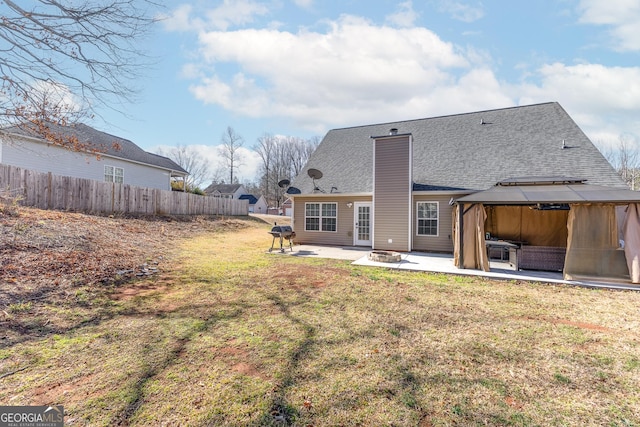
<box><xmin>47</xmin><ymin>172</ymin><xmax>53</xmax><ymax>210</ymax></box>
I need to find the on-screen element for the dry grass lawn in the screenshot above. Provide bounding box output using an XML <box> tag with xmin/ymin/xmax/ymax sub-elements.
<box><xmin>1</xmin><ymin>208</ymin><xmax>639</xmax><ymax>426</ymax></box>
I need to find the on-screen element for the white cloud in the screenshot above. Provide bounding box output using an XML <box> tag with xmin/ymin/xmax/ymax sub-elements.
<box><xmin>516</xmin><ymin>62</ymin><xmax>640</xmax><ymax>148</ymax></box>
<box><xmin>437</xmin><ymin>0</ymin><xmax>484</xmax><ymax>23</ymax></box>
<box><xmin>577</xmin><ymin>0</ymin><xmax>640</xmax><ymax>51</ymax></box>
<box><xmin>159</xmin><ymin>4</ymin><xmax>203</xmax><ymax>32</ymax></box>
<box><xmin>206</xmin><ymin>0</ymin><xmax>270</xmax><ymax>31</ymax></box>
<box><xmin>188</xmin><ymin>15</ymin><xmax>483</xmax><ymax>130</ymax></box>
<box><xmin>386</xmin><ymin>1</ymin><xmax>419</xmax><ymax>28</ymax></box>
<box><xmin>168</xmin><ymin>4</ymin><xmax>639</xmax><ymax>153</ymax></box>
<box><xmin>162</xmin><ymin>1</ymin><xmax>270</xmax><ymax>32</ymax></box>
<box><xmin>530</xmin><ymin>63</ymin><xmax>640</xmax><ymax>110</ymax></box>
<box><xmin>292</xmin><ymin>0</ymin><xmax>314</xmax><ymax>9</ymax></box>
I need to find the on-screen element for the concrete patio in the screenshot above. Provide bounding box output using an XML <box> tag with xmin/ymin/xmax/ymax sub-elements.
<box><xmin>254</xmin><ymin>214</ymin><xmax>638</xmax><ymax>291</ymax></box>
<box><xmin>269</xmin><ymin>243</ymin><xmax>640</xmax><ymax>292</ymax></box>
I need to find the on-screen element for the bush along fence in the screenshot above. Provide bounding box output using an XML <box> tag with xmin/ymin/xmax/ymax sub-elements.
<box><xmin>0</xmin><ymin>164</ymin><xmax>248</xmax><ymax>216</ymax></box>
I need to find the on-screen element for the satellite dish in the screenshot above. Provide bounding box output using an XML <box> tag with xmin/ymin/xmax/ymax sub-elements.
<box><xmin>277</xmin><ymin>179</ymin><xmax>290</xmax><ymax>188</ymax></box>
<box><xmin>286</xmin><ymin>186</ymin><xmax>301</xmax><ymax>194</ymax></box>
<box><xmin>307</xmin><ymin>168</ymin><xmax>323</xmax><ymax>180</ymax></box>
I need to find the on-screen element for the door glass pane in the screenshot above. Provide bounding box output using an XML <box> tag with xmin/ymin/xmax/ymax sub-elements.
<box><xmin>358</xmin><ymin>206</ymin><xmax>370</xmax><ymax>241</ymax></box>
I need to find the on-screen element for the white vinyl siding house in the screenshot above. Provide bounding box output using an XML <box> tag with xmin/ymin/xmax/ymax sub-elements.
<box><xmin>0</xmin><ymin>123</ymin><xmax>187</xmax><ymax>191</ymax></box>
<box><xmin>253</xmin><ymin>195</ymin><xmax>268</xmax><ymax>214</ymax></box>
<box><xmin>203</xmin><ymin>183</ymin><xmax>247</xmax><ymax>199</ymax></box>
<box><xmin>238</xmin><ymin>194</ymin><xmax>268</xmax><ymax>213</ymax></box>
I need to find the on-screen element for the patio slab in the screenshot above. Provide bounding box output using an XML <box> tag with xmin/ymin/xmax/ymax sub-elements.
<box><xmin>270</xmin><ymin>244</ymin><xmax>640</xmax><ymax>292</ymax></box>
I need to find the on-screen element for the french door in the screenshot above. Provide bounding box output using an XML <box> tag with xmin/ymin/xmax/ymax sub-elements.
<box><xmin>354</xmin><ymin>202</ymin><xmax>372</xmax><ymax>246</ymax></box>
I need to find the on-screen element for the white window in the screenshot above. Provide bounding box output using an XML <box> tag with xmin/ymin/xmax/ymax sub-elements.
<box><xmin>417</xmin><ymin>201</ymin><xmax>438</xmax><ymax>236</ymax></box>
<box><xmin>305</xmin><ymin>202</ymin><xmax>337</xmax><ymax>232</ymax></box>
<box><xmin>104</xmin><ymin>165</ymin><xmax>124</xmax><ymax>184</ymax></box>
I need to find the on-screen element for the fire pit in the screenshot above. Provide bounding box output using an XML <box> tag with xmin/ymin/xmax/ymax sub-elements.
<box><xmin>268</xmin><ymin>225</ymin><xmax>295</xmax><ymax>253</ymax></box>
<box><xmin>368</xmin><ymin>250</ymin><xmax>402</xmax><ymax>263</ymax></box>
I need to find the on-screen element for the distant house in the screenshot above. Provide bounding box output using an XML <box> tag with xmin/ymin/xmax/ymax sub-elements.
<box><xmin>288</xmin><ymin>102</ymin><xmax>640</xmax><ymax>283</ymax></box>
<box><xmin>282</xmin><ymin>198</ymin><xmax>293</xmax><ymax>216</ymax></box>
<box><xmin>0</xmin><ymin>122</ymin><xmax>188</xmax><ymax>191</ymax></box>
<box><xmin>203</xmin><ymin>183</ymin><xmax>247</xmax><ymax>199</ymax></box>
<box><xmin>239</xmin><ymin>194</ymin><xmax>268</xmax><ymax>213</ymax></box>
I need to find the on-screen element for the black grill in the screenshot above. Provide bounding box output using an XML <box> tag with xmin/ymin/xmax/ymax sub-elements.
<box><xmin>268</xmin><ymin>225</ymin><xmax>295</xmax><ymax>252</ymax></box>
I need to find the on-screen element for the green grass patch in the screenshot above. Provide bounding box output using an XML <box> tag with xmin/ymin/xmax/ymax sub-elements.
<box><xmin>1</xmin><ymin>221</ymin><xmax>640</xmax><ymax>426</ymax></box>
<box><xmin>8</xmin><ymin>301</ymin><xmax>32</xmax><ymax>313</ymax></box>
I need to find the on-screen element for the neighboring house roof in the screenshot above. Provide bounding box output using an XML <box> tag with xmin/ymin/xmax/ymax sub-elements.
<box><xmin>291</xmin><ymin>102</ymin><xmax>624</xmax><ymax>194</ymax></box>
<box><xmin>203</xmin><ymin>183</ymin><xmax>244</xmax><ymax>195</ymax></box>
<box><xmin>239</xmin><ymin>194</ymin><xmax>258</xmax><ymax>204</ymax></box>
<box><xmin>2</xmin><ymin>122</ymin><xmax>188</xmax><ymax>176</ymax></box>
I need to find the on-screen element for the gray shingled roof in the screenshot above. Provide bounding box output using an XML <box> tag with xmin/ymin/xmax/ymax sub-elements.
<box><xmin>3</xmin><ymin>122</ymin><xmax>188</xmax><ymax>175</ymax></box>
<box><xmin>203</xmin><ymin>183</ymin><xmax>243</xmax><ymax>195</ymax></box>
<box><xmin>291</xmin><ymin>102</ymin><xmax>625</xmax><ymax>194</ymax></box>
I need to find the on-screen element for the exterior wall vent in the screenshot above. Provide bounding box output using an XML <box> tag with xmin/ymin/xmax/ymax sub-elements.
<box><xmin>389</xmin><ymin>128</ymin><xmax>398</xmax><ymax>135</ymax></box>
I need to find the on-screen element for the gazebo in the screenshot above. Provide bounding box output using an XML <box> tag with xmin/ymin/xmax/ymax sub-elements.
<box><xmin>453</xmin><ymin>177</ymin><xmax>640</xmax><ymax>284</ymax></box>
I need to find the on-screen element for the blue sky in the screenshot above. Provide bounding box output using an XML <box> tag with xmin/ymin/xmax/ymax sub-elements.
<box><xmin>95</xmin><ymin>0</ymin><xmax>640</xmax><ymax>183</ymax></box>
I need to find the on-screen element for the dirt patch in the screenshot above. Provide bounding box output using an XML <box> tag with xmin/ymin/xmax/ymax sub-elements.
<box><xmin>518</xmin><ymin>316</ymin><xmax>613</xmax><ymax>332</ymax></box>
<box><xmin>231</xmin><ymin>362</ymin><xmax>265</xmax><ymax>378</ymax></box>
<box><xmin>504</xmin><ymin>396</ymin><xmax>523</xmax><ymax>409</ymax></box>
<box><xmin>216</xmin><ymin>343</ymin><xmax>269</xmax><ymax>380</ymax></box>
<box><xmin>31</xmin><ymin>373</ymin><xmax>100</xmax><ymax>405</ymax></box>
<box><xmin>549</xmin><ymin>318</ymin><xmax>613</xmax><ymax>332</ymax></box>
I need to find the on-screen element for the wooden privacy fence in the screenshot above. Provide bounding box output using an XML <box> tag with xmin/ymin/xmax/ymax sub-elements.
<box><xmin>0</xmin><ymin>164</ymin><xmax>248</xmax><ymax>216</ymax></box>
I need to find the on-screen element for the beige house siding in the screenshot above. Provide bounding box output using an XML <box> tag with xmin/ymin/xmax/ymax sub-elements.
<box><xmin>291</xmin><ymin>195</ymin><xmax>372</xmax><ymax>246</ymax></box>
<box><xmin>412</xmin><ymin>193</ymin><xmax>469</xmax><ymax>253</ymax></box>
<box><xmin>373</xmin><ymin>135</ymin><xmax>412</xmax><ymax>251</ymax></box>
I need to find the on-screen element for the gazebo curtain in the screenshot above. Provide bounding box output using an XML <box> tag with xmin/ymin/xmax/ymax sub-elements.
<box><xmin>564</xmin><ymin>204</ymin><xmax>629</xmax><ymax>281</ymax></box>
<box><xmin>484</xmin><ymin>206</ymin><xmax>568</xmax><ymax>247</ymax></box>
<box><xmin>453</xmin><ymin>204</ymin><xmax>489</xmax><ymax>272</ymax></box>
<box><xmin>622</xmin><ymin>203</ymin><xmax>640</xmax><ymax>283</ymax></box>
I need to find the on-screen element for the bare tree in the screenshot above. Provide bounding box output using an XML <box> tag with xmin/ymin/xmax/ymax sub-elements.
<box><xmin>602</xmin><ymin>136</ymin><xmax>640</xmax><ymax>190</ymax></box>
<box><xmin>255</xmin><ymin>134</ymin><xmax>320</xmax><ymax>207</ymax></box>
<box><xmin>287</xmin><ymin>135</ymin><xmax>320</xmax><ymax>177</ymax></box>
<box><xmin>157</xmin><ymin>145</ymin><xmax>212</xmax><ymax>192</ymax></box>
<box><xmin>0</xmin><ymin>1</ymin><xmax>159</xmax><ymax>146</ymax></box>
<box><xmin>219</xmin><ymin>126</ymin><xmax>245</xmax><ymax>184</ymax></box>
<box><xmin>255</xmin><ymin>133</ymin><xmax>278</xmax><ymax>206</ymax></box>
